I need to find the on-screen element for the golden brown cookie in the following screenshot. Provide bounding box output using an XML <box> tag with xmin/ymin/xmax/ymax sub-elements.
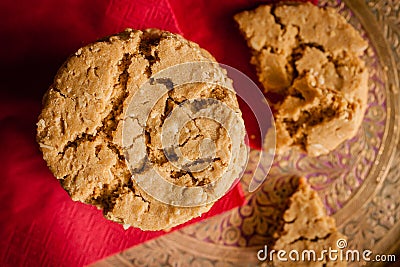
<box><xmin>36</xmin><ymin>28</ymin><xmax>246</xmax><ymax>230</ymax></box>
<box><xmin>235</xmin><ymin>3</ymin><xmax>368</xmax><ymax>156</ymax></box>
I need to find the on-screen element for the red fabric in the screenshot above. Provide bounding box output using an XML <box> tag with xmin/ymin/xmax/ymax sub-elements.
<box><xmin>0</xmin><ymin>1</ymin><xmax>245</xmax><ymax>267</ymax></box>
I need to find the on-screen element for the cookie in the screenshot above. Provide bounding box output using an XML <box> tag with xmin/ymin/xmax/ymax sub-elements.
<box><xmin>272</xmin><ymin>177</ymin><xmax>347</xmax><ymax>266</ymax></box>
<box><xmin>36</xmin><ymin>29</ymin><xmax>246</xmax><ymax>230</ymax></box>
<box><xmin>234</xmin><ymin>3</ymin><xmax>368</xmax><ymax>156</ymax></box>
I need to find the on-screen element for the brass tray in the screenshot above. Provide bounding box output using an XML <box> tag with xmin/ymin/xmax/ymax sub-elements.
<box><xmin>94</xmin><ymin>0</ymin><xmax>400</xmax><ymax>266</ymax></box>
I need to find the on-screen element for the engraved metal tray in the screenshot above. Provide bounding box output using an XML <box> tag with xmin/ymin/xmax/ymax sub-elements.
<box><xmin>94</xmin><ymin>0</ymin><xmax>400</xmax><ymax>266</ymax></box>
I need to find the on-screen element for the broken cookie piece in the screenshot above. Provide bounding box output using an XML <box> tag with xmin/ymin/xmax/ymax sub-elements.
<box><xmin>36</xmin><ymin>29</ymin><xmax>246</xmax><ymax>230</ymax></box>
<box><xmin>271</xmin><ymin>177</ymin><xmax>347</xmax><ymax>266</ymax></box>
<box><xmin>235</xmin><ymin>3</ymin><xmax>368</xmax><ymax>156</ymax></box>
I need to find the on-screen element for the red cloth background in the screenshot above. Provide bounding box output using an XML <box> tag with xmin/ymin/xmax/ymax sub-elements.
<box><xmin>0</xmin><ymin>0</ymin><xmax>316</xmax><ymax>266</ymax></box>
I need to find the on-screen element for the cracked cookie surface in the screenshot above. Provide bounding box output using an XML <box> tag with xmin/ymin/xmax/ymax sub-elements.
<box><xmin>235</xmin><ymin>3</ymin><xmax>368</xmax><ymax>156</ymax></box>
<box><xmin>36</xmin><ymin>28</ymin><xmax>245</xmax><ymax>230</ymax></box>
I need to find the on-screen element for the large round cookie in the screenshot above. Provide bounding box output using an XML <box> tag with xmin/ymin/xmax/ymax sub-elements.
<box><xmin>235</xmin><ymin>3</ymin><xmax>369</xmax><ymax>156</ymax></box>
<box><xmin>36</xmin><ymin>29</ymin><xmax>245</xmax><ymax>230</ymax></box>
